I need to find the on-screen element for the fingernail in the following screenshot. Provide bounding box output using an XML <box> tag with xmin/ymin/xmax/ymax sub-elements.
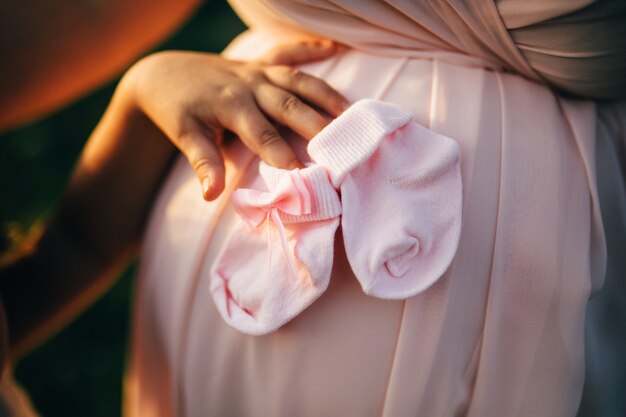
<box><xmin>201</xmin><ymin>177</ymin><xmax>211</xmax><ymax>199</ymax></box>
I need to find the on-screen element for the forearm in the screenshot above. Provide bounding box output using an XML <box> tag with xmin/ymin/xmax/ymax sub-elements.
<box><xmin>0</xmin><ymin>75</ymin><xmax>177</xmax><ymax>359</ymax></box>
<box><xmin>0</xmin><ymin>40</ymin><xmax>348</xmax><ymax>359</ymax></box>
<box><xmin>0</xmin><ymin>0</ymin><xmax>201</xmax><ymax>130</ymax></box>
<box><xmin>0</xmin><ymin>221</ymin><xmax>134</xmax><ymax>360</ymax></box>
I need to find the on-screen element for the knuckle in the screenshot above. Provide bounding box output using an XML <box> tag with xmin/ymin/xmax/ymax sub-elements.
<box><xmin>217</xmin><ymin>85</ymin><xmax>246</xmax><ymax>107</ymax></box>
<box><xmin>176</xmin><ymin>128</ymin><xmax>199</xmax><ymax>147</ymax></box>
<box><xmin>279</xmin><ymin>94</ymin><xmax>301</xmax><ymax>113</ymax></box>
<box><xmin>258</xmin><ymin>129</ymin><xmax>283</xmax><ymax>149</ymax></box>
<box><xmin>191</xmin><ymin>156</ymin><xmax>219</xmax><ymax>173</ymax></box>
<box><xmin>286</xmin><ymin>67</ymin><xmax>304</xmax><ymax>83</ymax></box>
<box><xmin>240</xmin><ymin>68</ymin><xmax>264</xmax><ymax>85</ymax></box>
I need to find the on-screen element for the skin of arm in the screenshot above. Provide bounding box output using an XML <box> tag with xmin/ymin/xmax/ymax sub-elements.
<box><xmin>0</xmin><ymin>41</ymin><xmax>348</xmax><ymax>361</ymax></box>
<box><xmin>0</xmin><ymin>0</ymin><xmax>201</xmax><ymax>130</ymax></box>
<box><xmin>0</xmin><ymin>78</ymin><xmax>177</xmax><ymax>360</ymax></box>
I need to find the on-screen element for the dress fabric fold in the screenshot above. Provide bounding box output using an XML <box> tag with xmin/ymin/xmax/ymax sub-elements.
<box><xmin>124</xmin><ymin>1</ymin><xmax>626</xmax><ymax>416</ymax></box>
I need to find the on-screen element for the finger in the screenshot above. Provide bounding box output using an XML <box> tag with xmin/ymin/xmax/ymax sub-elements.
<box><xmin>263</xmin><ymin>65</ymin><xmax>349</xmax><ymax>117</ymax></box>
<box><xmin>254</xmin><ymin>83</ymin><xmax>329</xmax><ymax>140</ymax></box>
<box><xmin>216</xmin><ymin>98</ymin><xmax>303</xmax><ymax>170</ymax></box>
<box><xmin>258</xmin><ymin>38</ymin><xmax>337</xmax><ymax>66</ymax></box>
<box><xmin>175</xmin><ymin>125</ymin><xmax>225</xmax><ymax>201</ymax></box>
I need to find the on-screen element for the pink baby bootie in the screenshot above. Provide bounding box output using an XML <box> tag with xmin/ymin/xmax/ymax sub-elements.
<box><xmin>308</xmin><ymin>99</ymin><xmax>463</xmax><ymax>299</ymax></box>
<box><xmin>210</xmin><ymin>162</ymin><xmax>341</xmax><ymax>335</ymax></box>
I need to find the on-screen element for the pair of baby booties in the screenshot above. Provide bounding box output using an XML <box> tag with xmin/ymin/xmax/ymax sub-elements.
<box><xmin>210</xmin><ymin>99</ymin><xmax>462</xmax><ymax>335</ymax></box>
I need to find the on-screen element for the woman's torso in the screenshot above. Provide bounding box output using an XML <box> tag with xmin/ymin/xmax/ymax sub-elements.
<box><xmin>124</xmin><ymin>1</ymin><xmax>626</xmax><ymax>416</ymax></box>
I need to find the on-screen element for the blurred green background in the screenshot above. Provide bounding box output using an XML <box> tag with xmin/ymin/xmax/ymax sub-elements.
<box><xmin>0</xmin><ymin>1</ymin><xmax>245</xmax><ymax>415</ymax></box>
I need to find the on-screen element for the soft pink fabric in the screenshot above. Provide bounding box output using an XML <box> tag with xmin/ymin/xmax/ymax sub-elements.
<box><xmin>212</xmin><ymin>99</ymin><xmax>462</xmax><ymax>334</ymax></box>
<box><xmin>210</xmin><ymin>162</ymin><xmax>341</xmax><ymax>335</ymax></box>
<box><xmin>308</xmin><ymin>99</ymin><xmax>462</xmax><ymax>299</ymax></box>
<box><xmin>124</xmin><ymin>3</ymin><xmax>626</xmax><ymax>417</ymax></box>
<box><xmin>125</xmin><ymin>37</ymin><xmax>609</xmax><ymax>417</ymax></box>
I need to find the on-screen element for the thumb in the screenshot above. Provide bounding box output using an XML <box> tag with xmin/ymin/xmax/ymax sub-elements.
<box><xmin>258</xmin><ymin>39</ymin><xmax>339</xmax><ymax>66</ymax></box>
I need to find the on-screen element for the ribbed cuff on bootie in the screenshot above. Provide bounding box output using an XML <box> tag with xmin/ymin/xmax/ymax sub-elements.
<box><xmin>308</xmin><ymin>99</ymin><xmax>414</xmax><ymax>187</ymax></box>
<box><xmin>308</xmin><ymin>99</ymin><xmax>463</xmax><ymax>299</ymax></box>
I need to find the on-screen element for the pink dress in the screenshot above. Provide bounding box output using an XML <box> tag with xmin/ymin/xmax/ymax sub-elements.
<box><xmin>124</xmin><ymin>1</ymin><xmax>626</xmax><ymax>416</ymax></box>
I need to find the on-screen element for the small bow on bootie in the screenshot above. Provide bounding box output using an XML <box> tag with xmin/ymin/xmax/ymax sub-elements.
<box><xmin>232</xmin><ymin>169</ymin><xmax>312</xmax><ymax>279</ymax></box>
<box><xmin>210</xmin><ymin>163</ymin><xmax>341</xmax><ymax>335</ymax></box>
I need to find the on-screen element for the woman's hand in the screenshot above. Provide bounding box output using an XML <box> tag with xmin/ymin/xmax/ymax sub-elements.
<box><xmin>121</xmin><ymin>39</ymin><xmax>349</xmax><ymax>200</ymax></box>
<box><xmin>0</xmin><ymin>39</ymin><xmax>347</xmax><ymax>358</ymax></box>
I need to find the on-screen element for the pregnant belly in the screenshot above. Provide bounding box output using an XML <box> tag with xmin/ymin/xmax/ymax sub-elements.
<box><xmin>127</xmin><ymin>29</ymin><xmax>602</xmax><ymax>417</ymax></box>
